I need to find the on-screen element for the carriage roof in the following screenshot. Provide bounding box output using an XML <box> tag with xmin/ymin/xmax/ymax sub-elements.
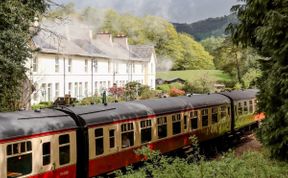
<box><xmin>68</xmin><ymin>93</ymin><xmax>231</xmax><ymax>127</ymax></box>
<box><xmin>0</xmin><ymin>109</ymin><xmax>77</xmax><ymax>141</ymax></box>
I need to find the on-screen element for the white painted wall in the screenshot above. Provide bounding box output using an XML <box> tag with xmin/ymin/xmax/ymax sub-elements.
<box><xmin>28</xmin><ymin>52</ymin><xmax>156</xmax><ymax>105</ymax></box>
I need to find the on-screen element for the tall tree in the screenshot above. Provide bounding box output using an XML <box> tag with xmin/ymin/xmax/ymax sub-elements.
<box><xmin>0</xmin><ymin>0</ymin><xmax>48</xmax><ymax>111</ymax></box>
<box><xmin>228</xmin><ymin>0</ymin><xmax>288</xmax><ymax>160</ymax></box>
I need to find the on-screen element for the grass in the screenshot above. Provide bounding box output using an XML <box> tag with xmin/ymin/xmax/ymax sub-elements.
<box><xmin>157</xmin><ymin>70</ymin><xmax>232</xmax><ymax>82</ymax></box>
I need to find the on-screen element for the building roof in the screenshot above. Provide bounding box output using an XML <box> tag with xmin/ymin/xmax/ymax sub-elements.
<box><xmin>32</xmin><ymin>22</ymin><xmax>155</xmax><ymax>62</ymax></box>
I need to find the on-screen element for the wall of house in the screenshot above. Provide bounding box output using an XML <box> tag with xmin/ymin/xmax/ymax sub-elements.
<box><xmin>28</xmin><ymin>53</ymin><xmax>153</xmax><ymax>105</ymax></box>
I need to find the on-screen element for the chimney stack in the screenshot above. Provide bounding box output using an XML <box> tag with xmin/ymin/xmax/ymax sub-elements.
<box><xmin>113</xmin><ymin>33</ymin><xmax>129</xmax><ymax>49</ymax></box>
<box><xmin>96</xmin><ymin>31</ymin><xmax>113</xmax><ymax>46</ymax></box>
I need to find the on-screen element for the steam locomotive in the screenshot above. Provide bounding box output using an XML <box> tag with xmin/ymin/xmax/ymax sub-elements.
<box><xmin>0</xmin><ymin>89</ymin><xmax>264</xmax><ymax>178</ymax></box>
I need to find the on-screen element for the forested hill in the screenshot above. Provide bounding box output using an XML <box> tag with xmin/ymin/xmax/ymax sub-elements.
<box><xmin>173</xmin><ymin>14</ymin><xmax>237</xmax><ymax>41</ymax></box>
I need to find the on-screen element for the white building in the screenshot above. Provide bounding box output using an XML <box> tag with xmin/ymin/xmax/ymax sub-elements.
<box><xmin>27</xmin><ymin>25</ymin><xmax>156</xmax><ymax>105</ymax></box>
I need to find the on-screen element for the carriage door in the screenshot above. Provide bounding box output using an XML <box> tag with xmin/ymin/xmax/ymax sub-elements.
<box><xmin>106</xmin><ymin>125</ymin><xmax>118</xmax><ymax>153</ymax></box>
<box><xmin>41</xmin><ymin>136</ymin><xmax>54</xmax><ymax>177</ymax></box>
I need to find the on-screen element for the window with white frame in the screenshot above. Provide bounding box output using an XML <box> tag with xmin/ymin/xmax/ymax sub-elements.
<box><xmin>126</xmin><ymin>63</ymin><xmax>129</xmax><ymax>73</ymax></box>
<box><xmin>7</xmin><ymin>141</ymin><xmax>32</xmax><ymax>176</ymax></box>
<box><xmin>79</xmin><ymin>82</ymin><xmax>83</xmax><ymax>97</ymax></box>
<box><xmin>121</xmin><ymin>123</ymin><xmax>134</xmax><ymax>148</ymax></box>
<box><xmin>42</xmin><ymin>142</ymin><xmax>51</xmax><ymax>166</ymax></box>
<box><xmin>108</xmin><ymin>60</ymin><xmax>111</xmax><ymax>73</ymax></box>
<box><xmin>172</xmin><ymin>114</ymin><xmax>181</xmax><ymax>135</ymax></box>
<box><xmin>94</xmin><ymin>81</ymin><xmax>98</xmax><ymax>95</ymax></box>
<box><xmin>95</xmin><ymin>128</ymin><xmax>104</xmax><ymax>155</ymax></box>
<box><xmin>68</xmin><ymin>58</ymin><xmax>72</xmax><ymax>72</ymax></box>
<box><xmin>140</xmin><ymin>120</ymin><xmax>152</xmax><ymax>144</ymax></box>
<box><xmin>59</xmin><ymin>134</ymin><xmax>70</xmax><ymax>165</ymax></box>
<box><xmin>202</xmin><ymin>109</ymin><xmax>209</xmax><ymax>127</ymax></box>
<box><xmin>132</xmin><ymin>63</ymin><xmax>135</xmax><ymax>73</ymax></box>
<box><xmin>68</xmin><ymin>82</ymin><xmax>72</xmax><ymax>95</ymax></box>
<box><xmin>190</xmin><ymin>110</ymin><xmax>198</xmax><ymax>130</ymax></box>
<box><xmin>74</xmin><ymin>82</ymin><xmax>78</xmax><ymax>97</ymax></box>
<box><xmin>55</xmin><ymin>83</ymin><xmax>59</xmax><ymax>98</ymax></box>
<box><xmin>93</xmin><ymin>60</ymin><xmax>98</xmax><ymax>73</ymax></box>
<box><xmin>84</xmin><ymin>82</ymin><xmax>88</xmax><ymax>97</ymax></box>
<box><xmin>47</xmin><ymin>83</ymin><xmax>52</xmax><ymax>101</ymax></box>
<box><xmin>55</xmin><ymin>57</ymin><xmax>59</xmax><ymax>72</ymax></box>
<box><xmin>32</xmin><ymin>57</ymin><xmax>38</xmax><ymax>72</ymax></box>
<box><xmin>157</xmin><ymin>117</ymin><xmax>167</xmax><ymax>139</ymax></box>
<box><xmin>85</xmin><ymin>59</ymin><xmax>88</xmax><ymax>72</ymax></box>
<box><xmin>212</xmin><ymin>107</ymin><xmax>218</xmax><ymax>124</ymax></box>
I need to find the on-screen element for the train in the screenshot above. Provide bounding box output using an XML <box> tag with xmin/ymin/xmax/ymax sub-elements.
<box><xmin>0</xmin><ymin>89</ymin><xmax>265</xmax><ymax>178</ymax></box>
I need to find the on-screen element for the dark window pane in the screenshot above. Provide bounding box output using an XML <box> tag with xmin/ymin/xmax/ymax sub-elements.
<box><xmin>27</xmin><ymin>141</ymin><xmax>32</xmax><ymax>151</ymax></box>
<box><xmin>59</xmin><ymin>135</ymin><xmax>70</xmax><ymax>145</ymax></box>
<box><xmin>13</xmin><ymin>144</ymin><xmax>19</xmax><ymax>154</ymax></box>
<box><xmin>110</xmin><ymin>137</ymin><xmax>115</xmax><ymax>148</ymax></box>
<box><xmin>122</xmin><ymin>132</ymin><xmax>134</xmax><ymax>148</ymax></box>
<box><xmin>212</xmin><ymin>114</ymin><xmax>218</xmax><ymax>124</ymax></box>
<box><xmin>43</xmin><ymin>155</ymin><xmax>50</xmax><ymax>166</ymax></box>
<box><xmin>173</xmin><ymin>122</ymin><xmax>181</xmax><ymax>135</ymax></box>
<box><xmin>184</xmin><ymin>116</ymin><xmax>187</xmax><ymax>129</ymax></box>
<box><xmin>141</xmin><ymin>128</ymin><xmax>152</xmax><ymax>144</ymax></box>
<box><xmin>7</xmin><ymin>145</ymin><xmax>12</xmax><ymax>156</ymax></box>
<box><xmin>109</xmin><ymin>130</ymin><xmax>114</xmax><ymax>137</ymax></box>
<box><xmin>21</xmin><ymin>142</ymin><xmax>26</xmax><ymax>153</ymax></box>
<box><xmin>95</xmin><ymin>138</ymin><xmax>104</xmax><ymax>155</ymax></box>
<box><xmin>202</xmin><ymin>116</ymin><xmax>208</xmax><ymax>127</ymax></box>
<box><xmin>59</xmin><ymin>145</ymin><xmax>70</xmax><ymax>165</ymax></box>
<box><xmin>7</xmin><ymin>153</ymin><xmax>32</xmax><ymax>176</ymax></box>
<box><xmin>95</xmin><ymin>128</ymin><xmax>103</xmax><ymax>137</ymax></box>
<box><xmin>158</xmin><ymin>125</ymin><xmax>167</xmax><ymax>139</ymax></box>
<box><xmin>191</xmin><ymin>118</ymin><xmax>198</xmax><ymax>130</ymax></box>
<box><xmin>43</xmin><ymin>142</ymin><xmax>50</xmax><ymax>155</ymax></box>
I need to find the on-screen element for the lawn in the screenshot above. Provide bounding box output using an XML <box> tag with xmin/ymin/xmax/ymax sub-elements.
<box><xmin>156</xmin><ymin>70</ymin><xmax>232</xmax><ymax>82</ymax></box>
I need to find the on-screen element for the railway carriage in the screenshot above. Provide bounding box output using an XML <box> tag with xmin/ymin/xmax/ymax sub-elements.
<box><xmin>0</xmin><ymin>89</ymin><xmax>264</xmax><ymax>178</ymax></box>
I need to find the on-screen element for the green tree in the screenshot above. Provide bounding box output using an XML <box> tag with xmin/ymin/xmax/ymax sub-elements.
<box><xmin>200</xmin><ymin>36</ymin><xmax>225</xmax><ymax>57</ymax></box>
<box><xmin>228</xmin><ymin>0</ymin><xmax>288</xmax><ymax>160</ymax></box>
<box><xmin>173</xmin><ymin>33</ymin><xmax>214</xmax><ymax>70</ymax></box>
<box><xmin>0</xmin><ymin>0</ymin><xmax>48</xmax><ymax>111</ymax></box>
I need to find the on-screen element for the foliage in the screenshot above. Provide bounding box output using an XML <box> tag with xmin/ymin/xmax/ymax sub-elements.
<box><xmin>169</xmin><ymin>87</ymin><xmax>185</xmax><ymax>97</ymax></box>
<box><xmin>173</xmin><ymin>33</ymin><xmax>215</xmax><ymax>70</ymax></box>
<box><xmin>117</xmin><ymin>147</ymin><xmax>288</xmax><ymax>178</ymax></box>
<box><xmin>108</xmin><ymin>85</ymin><xmax>125</xmax><ymax>99</ymax></box>
<box><xmin>156</xmin><ymin>84</ymin><xmax>170</xmax><ymax>93</ymax></box>
<box><xmin>228</xmin><ymin>0</ymin><xmax>288</xmax><ymax>160</ymax></box>
<box><xmin>173</xmin><ymin>14</ymin><xmax>238</xmax><ymax>41</ymax></box>
<box><xmin>0</xmin><ymin>0</ymin><xmax>48</xmax><ymax>111</ymax></box>
<box><xmin>49</xmin><ymin>7</ymin><xmax>213</xmax><ymax>71</ymax></box>
<box><xmin>200</xmin><ymin>36</ymin><xmax>225</xmax><ymax>56</ymax></box>
<box><xmin>31</xmin><ymin>101</ymin><xmax>52</xmax><ymax>110</ymax></box>
<box><xmin>79</xmin><ymin>96</ymin><xmax>102</xmax><ymax>105</ymax></box>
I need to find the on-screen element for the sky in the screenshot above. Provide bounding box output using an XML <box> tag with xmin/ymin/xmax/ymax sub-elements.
<box><xmin>55</xmin><ymin>0</ymin><xmax>239</xmax><ymax>23</ymax></box>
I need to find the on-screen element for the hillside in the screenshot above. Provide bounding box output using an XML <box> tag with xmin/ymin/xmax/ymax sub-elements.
<box><xmin>173</xmin><ymin>14</ymin><xmax>237</xmax><ymax>41</ymax></box>
<box><xmin>156</xmin><ymin>70</ymin><xmax>231</xmax><ymax>82</ymax></box>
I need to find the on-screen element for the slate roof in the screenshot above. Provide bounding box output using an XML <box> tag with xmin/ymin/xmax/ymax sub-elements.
<box><xmin>32</xmin><ymin>23</ymin><xmax>154</xmax><ymax>62</ymax></box>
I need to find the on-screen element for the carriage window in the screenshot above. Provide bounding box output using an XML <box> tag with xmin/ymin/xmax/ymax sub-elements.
<box><xmin>202</xmin><ymin>109</ymin><xmax>209</xmax><ymax>127</ymax></box>
<box><xmin>42</xmin><ymin>142</ymin><xmax>51</xmax><ymax>166</ymax></box>
<box><xmin>220</xmin><ymin>106</ymin><xmax>227</xmax><ymax>119</ymax></box>
<box><xmin>172</xmin><ymin>114</ymin><xmax>181</xmax><ymax>135</ymax></box>
<box><xmin>140</xmin><ymin>120</ymin><xmax>152</xmax><ymax>144</ymax></box>
<box><xmin>190</xmin><ymin>111</ymin><xmax>198</xmax><ymax>130</ymax></box>
<box><xmin>109</xmin><ymin>129</ymin><xmax>115</xmax><ymax>148</ymax></box>
<box><xmin>157</xmin><ymin>117</ymin><xmax>167</xmax><ymax>139</ymax></box>
<box><xmin>238</xmin><ymin>102</ymin><xmax>243</xmax><ymax>115</ymax></box>
<box><xmin>249</xmin><ymin>100</ymin><xmax>253</xmax><ymax>113</ymax></box>
<box><xmin>7</xmin><ymin>141</ymin><xmax>32</xmax><ymax>177</ymax></box>
<box><xmin>121</xmin><ymin>123</ymin><xmax>134</xmax><ymax>148</ymax></box>
<box><xmin>95</xmin><ymin>128</ymin><xmax>104</xmax><ymax>155</ymax></box>
<box><xmin>212</xmin><ymin>107</ymin><xmax>218</xmax><ymax>124</ymax></box>
<box><xmin>184</xmin><ymin>115</ymin><xmax>188</xmax><ymax>130</ymax></box>
<box><xmin>243</xmin><ymin>101</ymin><xmax>248</xmax><ymax>114</ymax></box>
<box><xmin>59</xmin><ymin>134</ymin><xmax>70</xmax><ymax>165</ymax></box>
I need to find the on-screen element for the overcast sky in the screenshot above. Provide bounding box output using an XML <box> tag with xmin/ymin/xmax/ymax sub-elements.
<box><xmin>55</xmin><ymin>0</ymin><xmax>239</xmax><ymax>23</ymax></box>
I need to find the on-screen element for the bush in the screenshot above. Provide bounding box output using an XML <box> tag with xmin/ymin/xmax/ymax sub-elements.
<box><xmin>169</xmin><ymin>87</ymin><xmax>185</xmax><ymax>97</ymax></box>
<box><xmin>31</xmin><ymin>102</ymin><xmax>53</xmax><ymax>110</ymax></box>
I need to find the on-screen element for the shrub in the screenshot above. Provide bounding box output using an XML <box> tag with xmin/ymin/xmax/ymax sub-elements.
<box><xmin>169</xmin><ymin>87</ymin><xmax>185</xmax><ymax>97</ymax></box>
